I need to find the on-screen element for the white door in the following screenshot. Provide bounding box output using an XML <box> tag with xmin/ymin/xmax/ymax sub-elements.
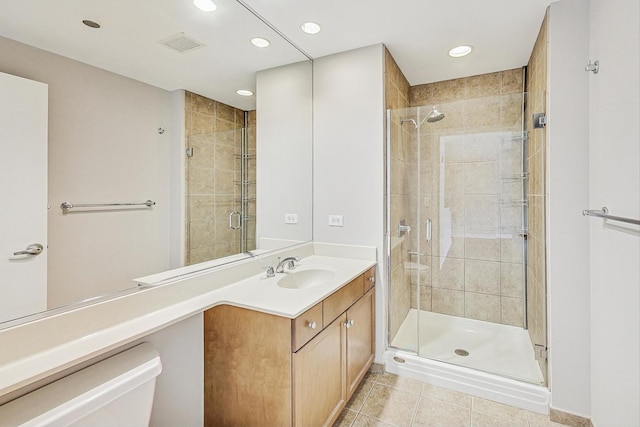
<box><xmin>0</xmin><ymin>72</ymin><xmax>48</xmax><ymax>323</ymax></box>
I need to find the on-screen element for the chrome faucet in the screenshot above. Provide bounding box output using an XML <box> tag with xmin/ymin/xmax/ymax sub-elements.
<box><xmin>275</xmin><ymin>256</ymin><xmax>301</xmax><ymax>273</ymax></box>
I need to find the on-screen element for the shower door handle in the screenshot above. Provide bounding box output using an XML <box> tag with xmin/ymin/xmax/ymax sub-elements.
<box><xmin>426</xmin><ymin>219</ymin><xmax>432</xmax><ymax>242</ymax></box>
<box><xmin>229</xmin><ymin>211</ymin><xmax>242</xmax><ymax>230</ymax></box>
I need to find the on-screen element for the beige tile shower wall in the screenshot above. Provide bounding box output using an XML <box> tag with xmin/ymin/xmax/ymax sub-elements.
<box><xmin>409</xmin><ymin>69</ymin><xmax>526</xmax><ymax>327</ymax></box>
<box><xmin>525</xmin><ymin>11</ymin><xmax>548</xmax><ymax>378</ymax></box>
<box><xmin>184</xmin><ymin>92</ymin><xmax>246</xmax><ymax>265</ymax></box>
<box><xmin>246</xmin><ymin>110</ymin><xmax>257</xmax><ymax>252</ymax></box>
<box><xmin>385</xmin><ymin>48</ymin><xmax>413</xmax><ymax>341</ymax></box>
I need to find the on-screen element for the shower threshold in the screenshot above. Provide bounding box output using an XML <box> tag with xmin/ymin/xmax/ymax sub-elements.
<box><xmin>391</xmin><ymin>309</ymin><xmax>544</xmax><ymax>384</ymax></box>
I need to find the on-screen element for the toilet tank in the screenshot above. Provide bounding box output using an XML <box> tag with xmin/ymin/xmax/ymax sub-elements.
<box><xmin>0</xmin><ymin>343</ymin><xmax>162</xmax><ymax>427</ymax></box>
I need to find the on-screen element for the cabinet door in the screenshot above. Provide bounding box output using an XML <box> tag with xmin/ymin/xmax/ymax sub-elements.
<box><xmin>293</xmin><ymin>313</ymin><xmax>346</xmax><ymax>427</ymax></box>
<box><xmin>346</xmin><ymin>289</ymin><xmax>375</xmax><ymax>398</ymax></box>
<box><xmin>204</xmin><ymin>305</ymin><xmax>292</xmax><ymax>427</ymax></box>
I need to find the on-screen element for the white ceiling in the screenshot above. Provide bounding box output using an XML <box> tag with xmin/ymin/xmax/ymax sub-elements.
<box><xmin>0</xmin><ymin>0</ymin><xmax>552</xmax><ymax>110</ymax></box>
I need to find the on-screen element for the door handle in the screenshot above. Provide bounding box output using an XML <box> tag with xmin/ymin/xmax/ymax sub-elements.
<box><xmin>229</xmin><ymin>211</ymin><xmax>242</xmax><ymax>230</ymax></box>
<box><xmin>13</xmin><ymin>243</ymin><xmax>44</xmax><ymax>256</ymax></box>
<box><xmin>426</xmin><ymin>219</ymin><xmax>432</xmax><ymax>243</ymax></box>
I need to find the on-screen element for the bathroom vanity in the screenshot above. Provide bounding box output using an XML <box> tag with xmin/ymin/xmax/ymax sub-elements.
<box><xmin>204</xmin><ymin>265</ymin><xmax>376</xmax><ymax>426</ymax></box>
<box><xmin>0</xmin><ymin>243</ymin><xmax>377</xmax><ymax>426</ymax></box>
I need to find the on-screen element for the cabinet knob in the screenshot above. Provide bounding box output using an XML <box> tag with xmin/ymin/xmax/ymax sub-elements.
<box><xmin>307</xmin><ymin>321</ymin><xmax>317</xmax><ymax>330</ymax></box>
<box><xmin>344</xmin><ymin>319</ymin><xmax>355</xmax><ymax>329</ymax></box>
<box><xmin>367</xmin><ymin>276</ymin><xmax>375</xmax><ymax>283</ymax></box>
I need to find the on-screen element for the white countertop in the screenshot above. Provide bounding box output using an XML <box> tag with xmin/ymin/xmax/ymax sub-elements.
<box><xmin>0</xmin><ymin>243</ymin><xmax>376</xmax><ymax>397</ymax></box>
<box><xmin>211</xmin><ymin>255</ymin><xmax>374</xmax><ymax>318</ymax></box>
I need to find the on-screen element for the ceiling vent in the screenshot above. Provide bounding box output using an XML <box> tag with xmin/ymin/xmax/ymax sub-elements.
<box><xmin>158</xmin><ymin>32</ymin><xmax>206</xmax><ymax>54</ymax></box>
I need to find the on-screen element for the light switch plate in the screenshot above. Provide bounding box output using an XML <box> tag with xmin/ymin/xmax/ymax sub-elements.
<box><xmin>285</xmin><ymin>213</ymin><xmax>298</xmax><ymax>224</ymax></box>
<box><xmin>328</xmin><ymin>215</ymin><xmax>344</xmax><ymax>227</ymax></box>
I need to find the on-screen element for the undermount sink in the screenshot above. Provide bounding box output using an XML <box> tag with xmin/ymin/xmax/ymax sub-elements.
<box><xmin>277</xmin><ymin>268</ymin><xmax>335</xmax><ymax>289</ymax></box>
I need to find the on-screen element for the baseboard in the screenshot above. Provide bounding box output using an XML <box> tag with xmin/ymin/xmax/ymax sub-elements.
<box><xmin>550</xmin><ymin>408</ymin><xmax>591</xmax><ymax>427</ymax></box>
<box><xmin>369</xmin><ymin>363</ymin><xmax>384</xmax><ymax>374</ymax></box>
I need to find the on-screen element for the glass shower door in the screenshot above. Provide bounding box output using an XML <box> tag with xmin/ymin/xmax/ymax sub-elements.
<box><xmin>387</xmin><ymin>106</ymin><xmax>433</xmax><ymax>355</ymax></box>
<box><xmin>387</xmin><ymin>90</ymin><xmax>547</xmax><ymax>386</ymax></box>
<box><xmin>185</xmin><ymin>127</ymin><xmax>242</xmax><ymax>266</ymax></box>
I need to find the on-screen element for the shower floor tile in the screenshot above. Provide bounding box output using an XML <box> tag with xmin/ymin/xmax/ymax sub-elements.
<box><xmin>391</xmin><ymin>309</ymin><xmax>544</xmax><ymax>384</ymax></box>
<box><xmin>333</xmin><ymin>372</ymin><xmax>569</xmax><ymax>427</ymax></box>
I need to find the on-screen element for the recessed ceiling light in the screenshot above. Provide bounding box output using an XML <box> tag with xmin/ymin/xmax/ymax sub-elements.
<box><xmin>236</xmin><ymin>89</ymin><xmax>254</xmax><ymax>97</ymax></box>
<box><xmin>193</xmin><ymin>0</ymin><xmax>217</xmax><ymax>12</ymax></box>
<box><xmin>448</xmin><ymin>45</ymin><xmax>473</xmax><ymax>58</ymax></box>
<box><xmin>301</xmin><ymin>22</ymin><xmax>321</xmax><ymax>35</ymax></box>
<box><xmin>82</xmin><ymin>20</ymin><xmax>101</xmax><ymax>29</ymax></box>
<box><xmin>251</xmin><ymin>37</ymin><xmax>270</xmax><ymax>48</ymax></box>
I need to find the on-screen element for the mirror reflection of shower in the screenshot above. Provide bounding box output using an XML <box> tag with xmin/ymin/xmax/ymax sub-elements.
<box><xmin>184</xmin><ymin>95</ymin><xmax>257</xmax><ymax>266</ymax></box>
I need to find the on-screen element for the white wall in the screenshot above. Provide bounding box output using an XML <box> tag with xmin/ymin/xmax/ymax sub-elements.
<box><xmin>588</xmin><ymin>0</ymin><xmax>640</xmax><ymax>424</ymax></box>
<box><xmin>313</xmin><ymin>44</ymin><xmax>386</xmax><ymax>361</ymax></box>
<box><xmin>256</xmin><ymin>61</ymin><xmax>313</xmax><ymax>247</ymax></box>
<box><xmin>144</xmin><ymin>314</ymin><xmax>203</xmax><ymax>427</ymax></box>
<box><xmin>0</xmin><ymin>36</ymin><xmax>173</xmax><ymax>307</ymax></box>
<box><xmin>547</xmin><ymin>0</ymin><xmax>591</xmax><ymax>417</ymax></box>
<box><xmin>169</xmin><ymin>89</ymin><xmax>186</xmax><ymax>269</ymax></box>
<box><xmin>548</xmin><ymin>2</ymin><xmax>640</xmax><ymax>422</ymax></box>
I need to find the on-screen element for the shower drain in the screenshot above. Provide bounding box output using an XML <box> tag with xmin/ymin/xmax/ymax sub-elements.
<box><xmin>454</xmin><ymin>349</ymin><xmax>470</xmax><ymax>357</ymax></box>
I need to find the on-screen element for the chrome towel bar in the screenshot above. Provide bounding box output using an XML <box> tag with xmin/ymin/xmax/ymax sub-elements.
<box><xmin>582</xmin><ymin>207</ymin><xmax>640</xmax><ymax>226</ymax></box>
<box><xmin>61</xmin><ymin>200</ymin><xmax>156</xmax><ymax>211</ymax></box>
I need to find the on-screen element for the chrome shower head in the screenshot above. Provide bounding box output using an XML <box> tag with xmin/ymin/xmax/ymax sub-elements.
<box><xmin>426</xmin><ymin>106</ymin><xmax>445</xmax><ymax>123</ymax></box>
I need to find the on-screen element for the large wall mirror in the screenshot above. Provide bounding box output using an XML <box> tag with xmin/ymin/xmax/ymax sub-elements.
<box><xmin>0</xmin><ymin>0</ymin><xmax>313</xmax><ymax>328</ymax></box>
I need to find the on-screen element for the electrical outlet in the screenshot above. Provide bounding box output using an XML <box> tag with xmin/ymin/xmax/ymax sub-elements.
<box><xmin>328</xmin><ymin>214</ymin><xmax>344</xmax><ymax>227</ymax></box>
<box><xmin>285</xmin><ymin>213</ymin><xmax>298</xmax><ymax>224</ymax></box>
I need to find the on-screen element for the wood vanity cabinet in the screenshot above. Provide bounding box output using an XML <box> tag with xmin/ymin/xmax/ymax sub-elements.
<box><xmin>204</xmin><ymin>265</ymin><xmax>376</xmax><ymax>427</ymax></box>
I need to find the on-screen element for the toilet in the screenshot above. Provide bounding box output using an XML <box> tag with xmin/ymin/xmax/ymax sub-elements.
<box><xmin>0</xmin><ymin>343</ymin><xmax>162</xmax><ymax>426</ymax></box>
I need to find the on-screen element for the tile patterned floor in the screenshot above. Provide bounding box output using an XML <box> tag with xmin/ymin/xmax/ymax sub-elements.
<box><xmin>333</xmin><ymin>372</ymin><xmax>568</xmax><ymax>427</ymax></box>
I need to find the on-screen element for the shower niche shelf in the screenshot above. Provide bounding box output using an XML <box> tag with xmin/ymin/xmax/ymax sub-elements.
<box><xmin>500</xmin><ymin>173</ymin><xmax>529</xmax><ymax>180</ymax></box>
<box><xmin>508</xmin><ymin>131</ymin><xmax>528</xmax><ymax>141</ymax></box>
<box><xmin>499</xmin><ymin>226</ymin><xmax>529</xmax><ymax>236</ymax></box>
<box><xmin>500</xmin><ymin>199</ymin><xmax>528</xmax><ymax>207</ymax></box>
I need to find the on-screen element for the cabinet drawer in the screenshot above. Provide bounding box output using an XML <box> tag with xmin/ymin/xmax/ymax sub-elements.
<box><xmin>292</xmin><ymin>302</ymin><xmax>323</xmax><ymax>351</ymax></box>
<box><xmin>323</xmin><ymin>275</ymin><xmax>364</xmax><ymax>324</ymax></box>
<box><xmin>363</xmin><ymin>266</ymin><xmax>376</xmax><ymax>292</ymax></box>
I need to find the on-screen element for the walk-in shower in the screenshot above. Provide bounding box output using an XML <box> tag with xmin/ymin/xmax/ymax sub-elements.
<box><xmin>385</xmin><ymin>91</ymin><xmax>548</xmax><ymax>410</ymax></box>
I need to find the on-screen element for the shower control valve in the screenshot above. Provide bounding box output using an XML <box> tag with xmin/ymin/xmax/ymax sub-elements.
<box><xmin>262</xmin><ymin>266</ymin><xmax>275</xmax><ymax>278</ymax></box>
